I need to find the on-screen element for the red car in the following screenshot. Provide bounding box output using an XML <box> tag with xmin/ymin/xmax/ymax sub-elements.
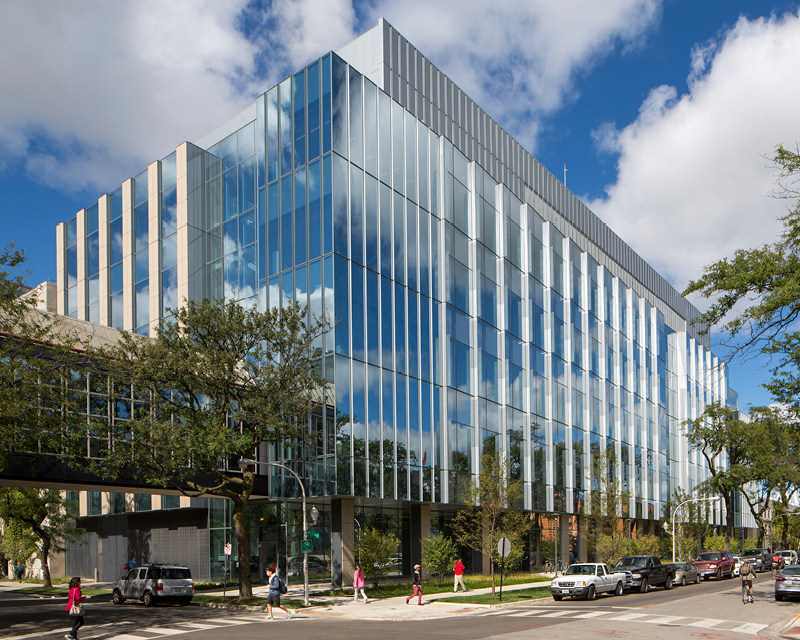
<box><xmin>693</xmin><ymin>552</ymin><xmax>735</xmax><ymax>580</ymax></box>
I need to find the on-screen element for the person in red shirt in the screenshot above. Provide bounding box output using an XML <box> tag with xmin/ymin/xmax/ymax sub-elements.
<box><xmin>454</xmin><ymin>559</ymin><xmax>468</xmax><ymax>592</ymax></box>
<box><xmin>65</xmin><ymin>576</ymin><xmax>88</xmax><ymax>640</ymax></box>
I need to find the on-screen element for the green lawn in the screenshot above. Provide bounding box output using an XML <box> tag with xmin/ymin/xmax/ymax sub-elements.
<box><xmin>444</xmin><ymin>586</ymin><xmax>552</xmax><ymax>605</ymax></box>
<box><xmin>20</xmin><ymin>586</ymin><xmax>110</xmax><ymax>596</ymax></box>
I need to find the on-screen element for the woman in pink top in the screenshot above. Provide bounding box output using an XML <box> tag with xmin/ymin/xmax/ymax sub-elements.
<box><xmin>65</xmin><ymin>576</ymin><xmax>87</xmax><ymax>639</ymax></box>
<box><xmin>353</xmin><ymin>562</ymin><xmax>369</xmax><ymax>603</ymax></box>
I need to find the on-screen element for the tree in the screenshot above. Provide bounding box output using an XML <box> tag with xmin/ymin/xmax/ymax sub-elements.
<box><xmin>353</xmin><ymin>527</ymin><xmax>400</xmax><ymax>589</ymax></box>
<box><xmin>683</xmin><ymin>145</ymin><xmax>800</xmax><ymax>359</ymax></box>
<box><xmin>0</xmin><ymin>488</ymin><xmax>83</xmax><ymax>587</ymax></box>
<box><xmin>0</xmin><ymin>244</ymin><xmax>85</xmax><ymax>466</ymax></box>
<box><xmin>585</xmin><ymin>449</ymin><xmax>631</xmax><ymax>566</ymax></box>
<box><xmin>0</xmin><ymin>517</ymin><xmax>37</xmax><ymax>569</ymax></box>
<box><xmin>420</xmin><ymin>534</ymin><xmax>459</xmax><ymax>587</ymax></box>
<box><xmin>685</xmin><ymin>403</ymin><xmax>749</xmax><ymax>550</ymax></box>
<box><xmin>450</xmin><ymin>452</ymin><xmax>531</xmax><ymax>595</ymax></box>
<box><xmin>94</xmin><ymin>298</ymin><xmax>328</xmax><ymax>600</ymax></box>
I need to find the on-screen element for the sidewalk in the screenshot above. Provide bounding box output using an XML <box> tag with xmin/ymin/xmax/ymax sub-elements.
<box><xmin>199</xmin><ymin>579</ymin><xmax>550</xmax><ymax>621</ymax></box>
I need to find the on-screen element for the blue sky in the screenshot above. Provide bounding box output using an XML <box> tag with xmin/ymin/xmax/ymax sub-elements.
<box><xmin>2</xmin><ymin>0</ymin><xmax>799</xmax><ymax>409</ymax></box>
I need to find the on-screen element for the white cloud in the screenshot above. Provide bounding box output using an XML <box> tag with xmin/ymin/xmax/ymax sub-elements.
<box><xmin>588</xmin><ymin>11</ymin><xmax>800</xmax><ymax>291</ymax></box>
<box><xmin>365</xmin><ymin>0</ymin><xmax>663</xmax><ymax>149</ymax></box>
<box><xmin>0</xmin><ymin>0</ymin><xmax>356</xmax><ymax>195</ymax></box>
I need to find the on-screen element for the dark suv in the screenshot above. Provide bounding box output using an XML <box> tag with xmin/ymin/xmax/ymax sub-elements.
<box><xmin>113</xmin><ymin>564</ymin><xmax>193</xmax><ymax>606</ymax></box>
<box><xmin>740</xmin><ymin>548</ymin><xmax>772</xmax><ymax>573</ymax></box>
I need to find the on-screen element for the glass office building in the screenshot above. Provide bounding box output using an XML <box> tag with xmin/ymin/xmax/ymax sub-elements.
<box><xmin>56</xmin><ymin>19</ymin><xmax>734</xmax><ymax>581</ymax></box>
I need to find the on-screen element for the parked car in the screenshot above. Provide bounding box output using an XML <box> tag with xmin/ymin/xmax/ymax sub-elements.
<box><xmin>694</xmin><ymin>552</ymin><xmax>735</xmax><ymax>580</ymax></box>
<box><xmin>113</xmin><ymin>564</ymin><xmax>193</xmax><ymax>606</ymax></box>
<box><xmin>674</xmin><ymin>562</ymin><xmax>699</xmax><ymax>586</ymax></box>
<box><xmin>613</xmin><ymin>555</ymin><xmax>676</xmax><ymax>592</ymax></box>
<box><xmin>778</xmin><ymin>550</ymin><xmax>798</xmax><ymax>566</ymax></box>
<box><xmin>775</xmin><ymin>565</ymin><xmax>800</xmax><ymax>601</ymax></box>
<box><xmin>287</xmin><ymin>558</ymin><xmax>328</xmax><ymax>577</ymax></box>
<box><xmin>732</xmin><ymin>556</ymin><xmax>743</xmax><ymax>577</ymax></box>
<box><xmin>740</xmin><ymin>548</ymin><xmax>772</xmax><ymax>572</ymax></box>
<box><xmin>550</xmin><ymin>563</ymin><xmax>629</xmax><ymax>601</ymax></box>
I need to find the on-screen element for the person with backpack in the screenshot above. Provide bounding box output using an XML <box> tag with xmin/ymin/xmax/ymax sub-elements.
<box><xmin>740</xmin><ymin>559</ymin><xmax>755</xmax><ymax>603</ymax></box>
<box><xmin>265</xmin><ymin>566</ymin><xmax>292</xmax><ymax>620</ymax></box>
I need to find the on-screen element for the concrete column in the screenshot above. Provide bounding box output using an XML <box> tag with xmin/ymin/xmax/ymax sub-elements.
<box><xmin>56</xmin><ymin>223</ymin><xmax>66</xmax><ymax>315</ymax></box>
<box><xmin>559</xmin><ymin>513</ymin><xmax>570</xmax><ymax>568</ymax></box>
<box><xmin>577</xmin><ymin>514</ymin><xmax>588</xmax><ymax>562</ymax></box>
<box><xmin>410</xmin><ymin>504</ymin><xmax>431</xmax><ymax>579</ymax></box>
<box><xmin>331</xmin><ymin>498</ymin><xmax>355</xmax><ymax>587</ymax></box>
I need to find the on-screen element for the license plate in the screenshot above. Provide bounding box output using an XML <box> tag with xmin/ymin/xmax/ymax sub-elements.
<box><xmin>173</xmin><ymin>588</ymin><xmax>184</xmax><ymax>594</ymax></box>
<box><xmin>561</xmin><ymin>589</ymin><xmax>569</xmax><ymax>594</ymax></box>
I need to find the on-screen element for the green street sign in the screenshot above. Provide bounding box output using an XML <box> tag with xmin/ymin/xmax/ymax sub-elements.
<box><xmin>301</xmin><ymin>539</ymin><xmax>313</xmax><ymax>553</ymax></box>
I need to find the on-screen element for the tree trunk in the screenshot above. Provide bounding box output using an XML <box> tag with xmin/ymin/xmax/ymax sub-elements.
<box><xmin>231</xmin><ymin>495</ymin><xmax>252</xmax><ymax>600</ymax></box>
<box><xmin>40</xmin><ymin>538</ymin><xmax>51</xmax><ymax>588</ymax></box>
<box><xmin>724</xmin><ymin>492</ymin><xmax>733</xmax><ymax>552</ymax></box>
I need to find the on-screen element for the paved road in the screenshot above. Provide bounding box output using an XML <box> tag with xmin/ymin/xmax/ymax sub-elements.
<box><xmin>0</xmin><ymin>573</ymin><xmax>793</xmax><ymax>640</ymax></box>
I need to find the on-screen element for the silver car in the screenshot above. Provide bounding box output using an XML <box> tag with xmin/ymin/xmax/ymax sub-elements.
<box><xmin>775</xmin><ymin>565</ymin><xmax>800</xmax><ymax>601</ymax></box>
<box><xmin>113</xmin><ymin>564</ymin><xmax>194</xmax><ymax>606</ymax></box>
<box><xmin>674</xmin><ymin>562</ymin><xmax>699</xmax><ymax>586</ymax></box>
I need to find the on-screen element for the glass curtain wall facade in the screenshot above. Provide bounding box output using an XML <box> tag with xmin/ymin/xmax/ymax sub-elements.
<box><xmin>56</xmin><ymin>20</ymin><xmax>735</xmax><ymax>546</ymax></box>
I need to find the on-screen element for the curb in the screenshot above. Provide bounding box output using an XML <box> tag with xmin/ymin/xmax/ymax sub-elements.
<box><xmin>779</xmin><ymin>613</ymin><xmax>800</xmax><ymax>639</ymax></box>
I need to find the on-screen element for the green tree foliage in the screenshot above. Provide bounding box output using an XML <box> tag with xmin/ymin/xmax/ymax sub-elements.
<box><xmin>0</xmin><ymin>245</ymin><xmax>85</xmax><ymax>465</ymax></box>
<box><xmin>420</xmin><ymin>534</ymin><xmax>459</xmax><ymax>587</ymax></box>
<box><xmin>353</xmin><ymin>527</ymin><xmax>400</xmax><ymax>589</ymax></box>
<box><xmin>94</xmin><ymin>298</ymin><xmax>327</xmax><ymax>600</ymax></box>
<box><xmin>0</xmin><ymin>488</ymin><xmax>83</xmax><ymax>587</ymax></box>
<box><xmin>450</xmin><ymin>453</ymin><xmax>531</xmax><ymax>595</ymax></box>
<box><xmin>585</xmin><ymin>450</ymin><xmax>631</xmax><ymax>566</ymax></box>
<box><xmin>685</xmin><ymin>403</ymin><xmax>748</xmax><ymax>550</ymax></box>
<box><xmin>0</xmin><ymin>517</ymin><xmax>38</xmax><ymax>567</ymax></box>
<box><xmin>683</xmin><ymin>145</ymin><xmax>800</xmax><ymax>358</ymax></box>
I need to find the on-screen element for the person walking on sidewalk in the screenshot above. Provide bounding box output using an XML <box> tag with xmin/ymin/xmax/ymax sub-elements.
<box><xmin>64</xmin><ymin>576</ymin><xmax>87</xmax><ymax>640</ymax></box>
<box><xmin>406</xmin><ymin>564</ymin><xmax>423</xmax><ymax>605</ymax></box>
<box><xmin>265</xmin><ymin>567</ymin><xmax>292</xmax><ymax>620</ymax></box>
<box><xmin>453</xmin><ymin>559</ymin><xmax>468</xmax><ymax>592</ymax></box>
<box><xmin>740</xmin><ymin>559</ymin><xmax>755</xmax><ymax>603</ymax></box>
<box><xmin>353</xmin><ymin>563</ymin><xmax>370</xmax><ymax>604</ymax></box>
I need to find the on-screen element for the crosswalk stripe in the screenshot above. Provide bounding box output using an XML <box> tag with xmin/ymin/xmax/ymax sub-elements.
<box><xmin>606</xmin><ymin>613</ymin><xmax>651</xmax><ymax>621</ymax></box>
<box><xmin>572</xmin><ymin>611</ymin><xmax>613</xmax><ymax>618</ymax></box>
<box><xmin>730</xmin><ymin>622</ymin><xmax>769</xmax><ymax>635</ymax></box>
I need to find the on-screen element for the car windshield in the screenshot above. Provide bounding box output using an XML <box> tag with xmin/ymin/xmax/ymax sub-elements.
<box><xmin>564</xmin><ymin>565</ymin><xmax>596</xmax><ymax>576</ymax></box>
<box><xmin>678</xmin><ymin>563</ymin><xmax>691</xmax><ymax>570</ymax></box>
<box><xmin>783</xmin><ymin>567</ymin><xmax>800</xmax><ymax>575</ymax></box>
<box><xmin>742</xmin><ymin>550</ymin><xmax>762</xmax><ymax>557</ymax></box>
<box><xmin>697</xmin><ymin>553</ymin><xmax>721</xmax><ymax>562</ymax></box>
<box><xmin>616</xmin><ymin>557</ymin><xmax>646</xmax><ymax>567</ymax></box>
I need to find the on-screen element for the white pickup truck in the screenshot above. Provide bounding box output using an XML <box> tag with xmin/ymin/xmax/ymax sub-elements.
<box><xmin>550</xmin><ymin>563</ymin><xmax>630</xmax><ymax>601</ymax></box>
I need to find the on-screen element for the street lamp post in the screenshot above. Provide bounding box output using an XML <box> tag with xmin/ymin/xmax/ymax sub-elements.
<box><xmin>672</xmin><ymin>497</ymin><xmax>721</xmax><ymax>563</ymax></box>
<box><xmin>239</xmin><ymin>458</ymin><xmax>317</xmax><ymax>606</ymax></box>
<box><xmin>354</xmin><ymin>517</ymin><xmax>362</xmax><ymax>566</ymax></box>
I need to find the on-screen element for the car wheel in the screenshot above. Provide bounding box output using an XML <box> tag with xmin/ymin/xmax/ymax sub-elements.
<box><xmin>716</xmin><ymin>568</ymin><xmax>722</xmax><ymax>581</ymax></box>
<box><xmin>112</xmin><ymin>590</ymin><xmax>125</xmax><ymax>605</ymax></box>
<box><xmin>143</xmin><ymin>591</ymin><xmax>154</xmax><ymax>607</ymax></box>
<box><xmin>776</xmin><ymin>593</ymin><xmax>784</xmax><ymax>601</ymax></box>
<box><xmin>664</xmin><ymin>575</ymin><xmax>673</xmax><ymax>590</ymax></box>
<box><xmin>180</xmin><ymin>597</ymin><xmax>192</xmax><ymax>606</ymax></box>
<box><xmin>614</xmin><ymin>581</ymin><xmax>623</xmax><ymax>596</ymax></box>
<box><xmin>681</xmin><ymin>575</ymin><xmax>686</xmax><ymax>586</ymax></box>
<box><xmin>586</xmin><ymin>585</ymin><xmax>596</xmax><ymax>601</ymax></box>
<box><xmin>639</xmin><ymin>578</ymin><xmax>649</xmax><ymax>593</ymax></box>
<box><xmin>694</xmin><ymin>573</ymin><xmax>699</xmax><ymax>584</ymax></box>
<box><xmin>552</xmin><ymin>594</ymin><xmax>563</xmax><ymax>601</ymax></box>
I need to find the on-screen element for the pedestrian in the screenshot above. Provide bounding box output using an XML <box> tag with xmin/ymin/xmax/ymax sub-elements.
<box><xmin>65</xmin><ymin>576</ymin><xmax>87</xmax><ymax>640</ymax></box>
<box><xmin>406</xmin><ymin>564</ymin><xmax>423</xmax><ymax>605</ymax></box>
<box><xmin>352</xmin><ymin>562</ymin><xmax>369</xmax><ymax>604</ymax></box>
<box><xmin>740</xmin><ymin>559</ymin><xmax>755</xmax><ymax>603</ymax></box>
<box><xmin>265</xmin><ymin>567</ymin><xmax>292</xmax><ymax>620</ymax></box>
<box><xmin>15</xmin><ymin>564</ymin><xmax>24</xmax><ymax>583</ymax></box>
<box><xmin>453</xmin><ymin>558</ymin><xmax>468</xmax><ymax>592</ymax></box>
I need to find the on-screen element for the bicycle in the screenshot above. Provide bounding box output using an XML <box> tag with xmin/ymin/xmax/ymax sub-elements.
<box><xmin>742</xmin><ymin>582</ymin><xmax>752</xmax><ymax>604</ymax></box>
<box><xmin>544</xmin><ymin>561</ymin><xmax>554</xmax><ymax>574</ymax></box>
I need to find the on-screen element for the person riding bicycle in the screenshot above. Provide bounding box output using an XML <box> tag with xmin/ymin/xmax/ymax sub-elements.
<box><xmin>740</xmin><ymin>559</ymin><xmax>755</xmax><ymax>603</ymax></box>
<box><xmin>773</xmin><ymin>553</ymin><xmax>785</xmax><ymax>577</ymax></box>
